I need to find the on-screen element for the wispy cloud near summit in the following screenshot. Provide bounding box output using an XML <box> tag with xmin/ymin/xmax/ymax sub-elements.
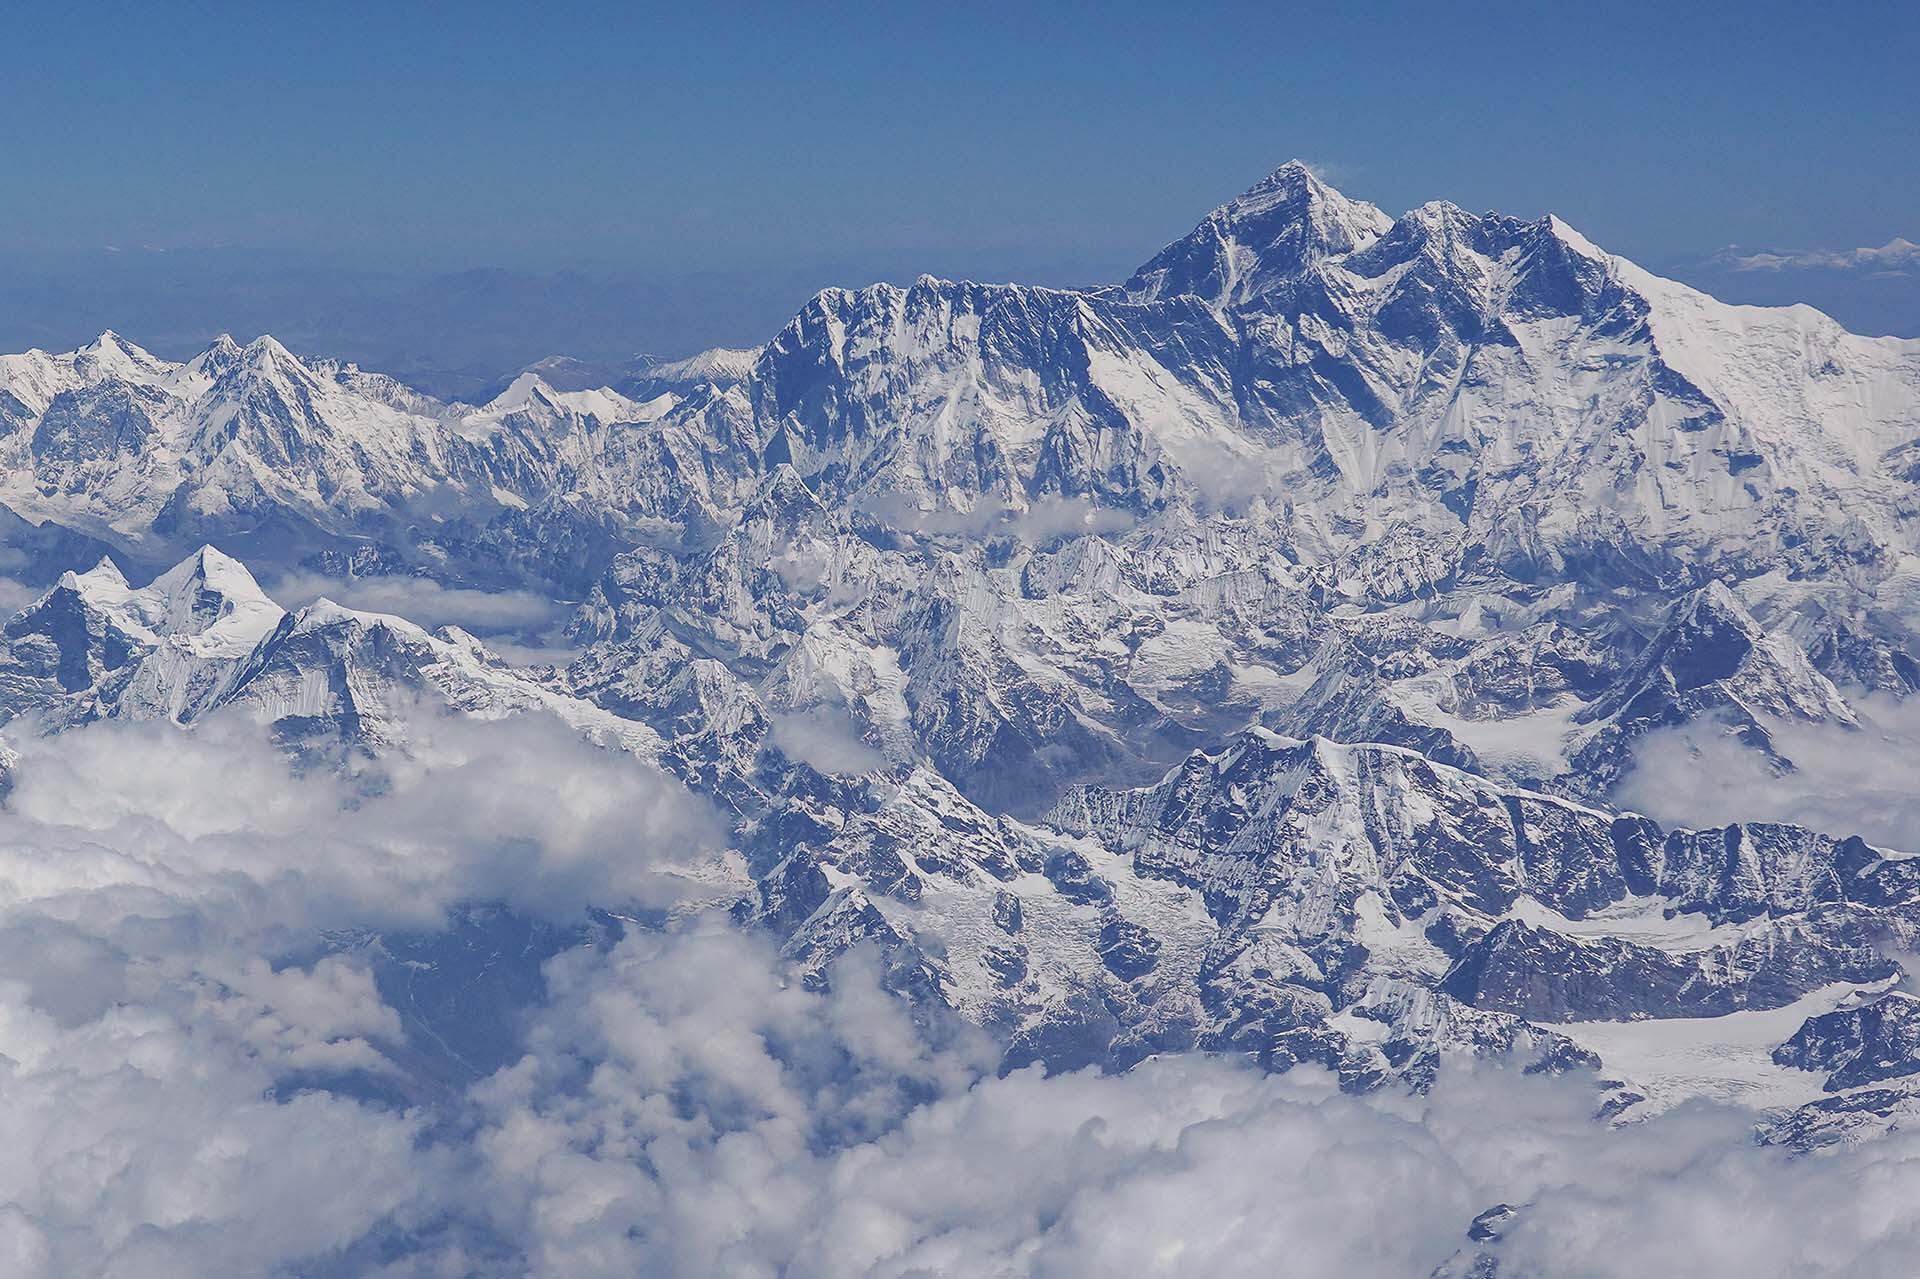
<box><xmin>1714</xmin><ymin>237</ymin><xmax>1920</xmax><ymax>274</ymax></box>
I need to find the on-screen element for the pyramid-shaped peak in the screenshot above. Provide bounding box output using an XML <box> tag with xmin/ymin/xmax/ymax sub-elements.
<box><xmin>138</xmin><ymin>545</ymin><xmax>284</xmax><ymax>651</ymax></box>
<box><xmin>747</xmin><ymin>463</ymin><xmax>828</xmax><ymax>519</ymax></box>
<box><xmin>154</xmin><ymin>543</ymin><xmax>264</xmax><ymax>593</ymax></box>
<box><xmin>1243</xmin><ymin>159</ymin><xmax>1333</xmax><ymax>198</ymax></box>
<box><xmin>229</xmin><ymin>334</ymin><xmax>313</xmax><ymax>377</ymax></box>
<box><xmin>1580</xmin><ymin>577</ymin><xmax>1853</xmax><ymax>724</ymax></box>
<box><xmin>53</xmin><ymin>556</ymin><xmax>132</xmax><ymax>599</ymax></box>
<box><xmin>81</xmin><ymin>554</ymin><xmax>130</xmax><ymax>586</ymax></box>
<box><xmin>240</xmin><ymin>333</ymin><xmax>298</xmax><ymax>363</ymax></box>
<box><xmin>1542</xmin><ymin>213</ymin><xmax>1607</xmax><ymax>261</ymax></box>
<box><xmin>73</xmin><ymin>329</ymin><xmax>167</xmax><ymax>378</ymax></box>
<box><xmin>81</xmin><ymin>329</ymin><xmax>137</xmax><ymax>354</ymax></box>
<box><xmin>1632</xmin><ymin>580</ymin><xmax>1766</xmax><ymax>695</ymax></box>
<box><xmin>485</xmin><ymin>370</ymin><xmax>561</xmax><ymax>413</ymax></box>
<box><xmin>1126</xmin><ymin>159</ymin><xmax>1393</xmax><ymax>307</ymax></box>
<box><xmin>1678</xmin><ymin>579</ymin><xmax>1760</xmax><ymax>629</ymax></box>
<box><xmin>183</xmin><ymin>333</ymin><xmax>245</xmax><ymax>382</ymax></box>
<box><xmin>1225</xmin><ymin>160</ymin><xmax>1378</xmax><ymax>219</ymax></box>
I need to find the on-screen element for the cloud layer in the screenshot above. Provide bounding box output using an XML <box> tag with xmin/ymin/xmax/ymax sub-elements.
<box><xmin>1613</xmin><ymin>695</ymin><xmax>1920</xmax><ymax>851</ymax></box>
<box><xmin>5</xmin><ymin>711</ymin><xmax>1920</xmax><ymax>1276</ymax></box>
<box><xmin>267</xmin><ymin>570</ymin><xmax>570</xmax><ymax>639</ymax></box>
<box><xmin>1716</xmin><ymin>237</ymin><xmax>1920</xmax><ymax>275</ymax></box>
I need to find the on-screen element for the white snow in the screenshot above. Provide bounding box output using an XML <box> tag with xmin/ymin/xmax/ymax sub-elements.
<box><xmin>1561</xmin><ymin>980</ymin><xmax>1896</xmax><ymax>1116</ymax></box>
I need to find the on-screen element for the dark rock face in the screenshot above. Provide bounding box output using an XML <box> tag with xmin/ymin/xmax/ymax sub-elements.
<box><xmin>1429</xmin><ymin>1203</ymin><xmax>1520</xmax><ymax>1278</ymax></box>
<box><xmin>1097</xmin><ymin>915</ymin><xmax>1161</xmax><ymax>980</ymax></box>
<box><xmin>982</xmin><ymin>944</ymin><xmax>1029</xmax><ymax>986</ymax></box>
<box><xmin>1562</xmin><ymin>583</ymin><xmax>1852</xmax><ymax>797</ymax></box>
<box><xmin>992</xmin><ymin>889</ymin><xmax>1023</xmax><ymax>934</ymax></box>
<box><xmin>11</xmin><ymin>541</ymin><xmax>1918</xmax><ymax>1115</ymax></box>
<box><xmin>1759</xmin><ymin>1083</ymin><xmax>1920</xmax><ymax>1150</ymax></box>
<box><xmin>1441</xmin><ymin>915</ymin><xmax>1894</xmax><ymax>1022</ymax></box>
<box><xmin>1468</xmin><ymin>1204</ymin><xmax>1518</xmax><ymax>1242</ymax></box>
<box><xmin>1803</xmin><ymin>622</ymin><xmax>1920</xmax><ymax>696</ymax></box>
<box><xmin>31</xmin><ymin>380</ymin><xmax>162</xmax><ymax>465</ymax></box>
<box><xmin>1775</xmin><ymin>993</ymin><xmax>1920</xmax><ymax>1091</ymax></box>
<box><xmin>1043</xmin><ymin>849</ymin><xmax>1113</xmax><ymax>905</ymax></box>
<box><xmin>736</xmin><ymin>854</ymin><xmax>833</xmax><ymax>936</ymax></box>
<box><xmin>2</xmin><ymin>579</ymin><xmax>144</xmax><ymax>697</ymax></box>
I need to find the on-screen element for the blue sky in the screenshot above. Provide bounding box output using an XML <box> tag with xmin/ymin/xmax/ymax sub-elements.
<box><xmin>4</xmin><ymin>0</ymin><xmax>1915</xmax><ymax>379</ymax></box>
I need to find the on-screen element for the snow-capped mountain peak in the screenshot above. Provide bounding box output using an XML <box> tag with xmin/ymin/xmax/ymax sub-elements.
<box><xmin>4</xmin><ymin>155</ymin><xmax>1920</xmax><ymax>1162</ymax></box>
<box><xmin>476</xmin><ymin>370</ymin><xmax>656</xmax><ymax>425</ymax></box>
<box><xmin>57</xmin><ymin>554</ymin><xmax>131</xmax><ymax>595</ymax></box>
<box><xmin>44</xmin><ymin>544</ymin><xmax>284</xmax><ymax>657</ymax></box>
<box><xmin>636</xmin><ymin>345</ymin><xmax>760</xmax><ymax>388</ymax></box>
<box><xmin>182</xmin><ymin>333</ymin><xmax>245</xmax><ymax>385</ymax></box>
<box><xmin>73</xmin><ymin>329</ymin><xmax>170</xmax><ymax>382</ymax></box>
<box><xmin>139</xmin><ymin>544</ymin><xmax>285</xmax><ymax>654</ymax></box>
<box><xmin>1125</xmin><ymin>158</ymin><xmax>1395</xmax><ymax>306</ymax></box>
<box><xmin>1543</xmin><ymin>212</ymin><xmax>1608</xmax><ymax>260</ymax></box>
<box><xmin>235</xmin><ymin>332</ymin><xmax>301</xmax><ymax>369</ymax></box>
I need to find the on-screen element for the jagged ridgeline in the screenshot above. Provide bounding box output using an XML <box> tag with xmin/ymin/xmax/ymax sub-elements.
<box><xmin>4</xmin><ymin>160</ymin><xmax>1920</xmax><ymax>1147</ymax></box>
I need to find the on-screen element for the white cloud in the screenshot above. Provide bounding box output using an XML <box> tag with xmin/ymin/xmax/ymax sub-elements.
<box><xmin>1612</xmin><ymin>695</ymin><xmax>1920</xmax><ymax>850</ymax></box>
<box><xmin>267</xmin><ymin>570</ymin><xmax>568</xmax><ymax>637</ymax></box>
<box><xmin>0</xmin><ymin>705</ymin><xmax>727</xmax><ymax>1276</ymax></box>
<box><xmin>1297</xmin><ymin>157</ymin><xmax>1347</xmax><ymax>184</ymax></box>
<box><xmin>194</xmin><ymin>953</ymin><xmax>404</xmax><ymax>1076</ymax></box>
<box><xmin>0</xmin><ymin>1019</ymin><xmax>435</xmax><ymax>1279</ymax></box>
<box><xmin>1717</xmin><ymin>237</ymin><xmax>1920</xmax><ymax>274</ymax></box>
<box><xmin>0</xmin><ymin>935</ymin><xmax>438</xmax><ymax>1278</ymax></box>
<box><xmin>2</xmin><ymin>707</ymin><xmax>725</xmax><ymax>931</ymax></box>
<box><xmin>7</xmin><ymin>699</ymin><xmax>1920</xmax><ymax>1277</ymax></box>
<box><xmin>447</xmin><ymin>922</ymin><xmax>1920</xmax><ymax>1279</ymax></box>
<box><xmin>767</xmin><ymin>706</ymin><xmax>888</xmax><ymax>776</ymax></box>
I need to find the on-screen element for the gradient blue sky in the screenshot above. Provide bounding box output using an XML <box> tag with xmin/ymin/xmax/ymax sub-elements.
<box><xmin>5</xmin><ymin>0</ymin><xmax>1915</xmax><ymax>381</ymax></box>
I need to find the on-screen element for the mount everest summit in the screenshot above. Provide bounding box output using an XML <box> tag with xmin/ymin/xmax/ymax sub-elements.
<box><xmin>7</xmin><ymin>158</ymin><xmax>1920</xmax><ymax>1185</ymax></box>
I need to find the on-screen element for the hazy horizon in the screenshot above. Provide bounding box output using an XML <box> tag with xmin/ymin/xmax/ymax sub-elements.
<box><xmin>5</xmin><ymin>0</ymin><xmax>1914</xmax><ymax>395</ymax></box>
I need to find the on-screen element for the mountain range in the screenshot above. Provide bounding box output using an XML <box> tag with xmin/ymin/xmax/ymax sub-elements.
<box><xmin>6</xmin><ymin>159</ymin><xmax>1920</xmax><ymax>1201</ymax></box>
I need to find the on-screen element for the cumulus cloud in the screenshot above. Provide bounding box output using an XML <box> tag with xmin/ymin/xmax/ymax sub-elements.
<box><xmin>10</xmin><ymin>701</ymin><xmax>1920</xmax><ymax>1276</ymax></box>
<box><xmin>3</xmin><ymin>707</ymin><xmax>724</xmax><ymax>930</ymax></box>
<box><xmin>766</xmin><ymin>706</ymin><xmax>889</xmax><ymax>776</ymax></box>
<box><xmin>440</xmin><ymin>925</ymin><xmax>1920</xmax><ymax>1279</ymax></box>
<box><xmin>458</xmin><ymin>924</ymin><xmax>994</xmax><ymax>1278</ymax></box>
<box><xmin>6</xmin><ymin>811</ymin><xmax>1920</xmax><ymax>1279</ymax></box>
<box><xmin>1613</xmin><ymin>695</ymin><xmax>1920</xmax><ymax>850</ymax></box>
<box><xmin>0</xmin><ymin>704</ymin><xmax>729</xmax><ymax>1276</ymax></box>
<box><xmin>0</xmin><ymin>993</ymin><xmax>438</xmax><ymax>1279</ymax></box>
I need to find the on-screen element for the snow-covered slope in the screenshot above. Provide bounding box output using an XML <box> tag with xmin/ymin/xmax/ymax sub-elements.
<box><xmin>0</xmin><ymin>333</ymin><xmax>756</xmax><ymax>586</ymax></box>
<box><xmin>0</xmin><ymin>547</ymin><xmax>665</xmax><ymax>761</ymax></box>
<box><xmin>7</xmin><ymin>159</ymin><xmax>1920</xmax><ymax>1148</ymax></box>
<box><xmin>7</xmin><ymin>162</ymin><xmax>1920</xmax><ymax>616</ymax></box>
